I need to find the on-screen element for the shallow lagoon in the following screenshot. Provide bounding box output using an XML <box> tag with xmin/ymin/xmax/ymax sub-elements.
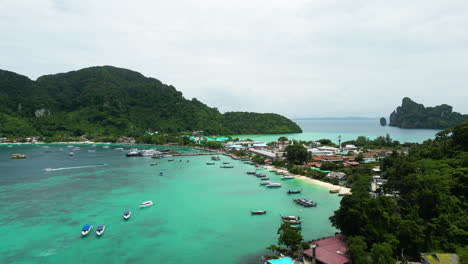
<box><xmin>0</xmin><ymin>144</ymin><xmax>341</xmax><ymax>263</ymax></box>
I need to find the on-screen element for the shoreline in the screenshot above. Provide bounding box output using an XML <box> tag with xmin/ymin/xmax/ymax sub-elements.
<box><xmin>263</xmin><ymin>164</ymin><xmax>351</xmax><ymax>195</ymax></box>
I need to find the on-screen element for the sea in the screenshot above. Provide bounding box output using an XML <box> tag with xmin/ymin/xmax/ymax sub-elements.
<box><xmin>0</xmin><ymin>144</ymin><xmax>341</xmax><ymax>264</ymax></box>
<box><xmin>231</xmin><ymin>119</ymin><xmax>441</xmax><ymax>143</ymax></box>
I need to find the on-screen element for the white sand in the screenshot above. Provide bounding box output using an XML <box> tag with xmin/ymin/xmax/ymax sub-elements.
<box><xmin>264</xmin><ymin>165</ymin><xmax>351</xmax><ymax>195</ymax></box>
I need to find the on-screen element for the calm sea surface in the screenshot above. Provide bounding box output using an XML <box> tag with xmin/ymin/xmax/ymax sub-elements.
<box><xmin>232</xmin><ymin>119</ymin><xmax>441</xmax><ymax>143</ymax></box>
<box><xmin>0</xmin><ymin>144</ymin><xmax>341</xmax><ymax>264</ymax></box>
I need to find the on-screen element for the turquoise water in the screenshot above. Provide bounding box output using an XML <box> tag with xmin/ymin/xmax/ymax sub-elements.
<box><xmin>232</xmin><ymin>119</ymin><xmax>440</xmax><ymax>143</ymax></box>
<box><xmin>0</xmin><ymin>145</ymin><xmax>341</xmax><ymax>263</ymax></box>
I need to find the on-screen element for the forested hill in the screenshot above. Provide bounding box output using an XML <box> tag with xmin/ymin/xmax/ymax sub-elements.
<box><xmin>389</xmin><ymin>97</ymin><xmax>468</xmax><ymax>129</ymax></box>
<box><xmin>0</xmin><ymin>66</ymin><xmax>302</xmax><ymax>137</ymax></box>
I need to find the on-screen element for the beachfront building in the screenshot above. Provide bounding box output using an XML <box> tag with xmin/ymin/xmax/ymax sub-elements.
<box><xmin>308</xmin><ymin>148</ymin><xmax>334</xmax><ymax>156</ymax></box>
<box><xmin>303</xmin><ymin>234</ymin><xmax>352</xmax><ymax>264</ymax></box>
<box><xmin>326</xmin><ymin>172</ymin><xmax>347</xmax><ymax>181</ymax></box>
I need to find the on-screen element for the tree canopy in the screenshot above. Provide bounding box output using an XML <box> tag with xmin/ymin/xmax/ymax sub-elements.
<box><xmin>330</xmin><ymin>121</ymin><xmax>468</xmax><ymax>263</ymax></box>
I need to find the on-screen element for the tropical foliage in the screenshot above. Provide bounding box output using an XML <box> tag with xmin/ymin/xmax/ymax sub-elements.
<box><xmin>330</xmin><ymin>121</ymin><xmax>468</xmax><ymax>263</ymax></box>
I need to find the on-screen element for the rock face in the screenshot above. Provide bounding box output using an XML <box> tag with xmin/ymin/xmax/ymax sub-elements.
<box><xmin>380</xmin><ymin>117</ymin><xmax>387</xmax><ymax>126</ymax></box>
<box><xmin>389</xmin><ymin>97</ymin><xmax>467</xmax><ymax>129</ymax></box>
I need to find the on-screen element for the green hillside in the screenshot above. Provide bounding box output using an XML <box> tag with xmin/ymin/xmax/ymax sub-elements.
<box><xmin>0</xmin><ymin>66</ymin><xmax>301</xmax><ymax>137</ymax></box>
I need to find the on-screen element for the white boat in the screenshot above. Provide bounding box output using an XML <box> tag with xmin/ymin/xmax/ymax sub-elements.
<box><xmin>281</xmin><ymin>175</ymin><xmax>295</xmax><ymax>180</ymax></box>
<box><xmin>260</xmin><ymin>181</ymin><xmax>272</xmax><ymax>185</ymax></box>
<box><xmin>102</xmin><ymin>146</ymin><xmax>110</xmax><ymax>149</ymax></box>
<box><xmin>266</xmin><ymin>183</ymin><xmax>282</xmax><ymax>188</ymax></box>
<box><xmin>67</xmin><ymin>145</ymin><xmax>74</xmax><ymax>148</ymax></box>
<box><xmin>44</xmin><ymin>168</ymin><xmax>53</xmax><ymax>172</ymax></box>
<box><xmin>81</xmin><ymin>224</ymin><xmax>92</xmax><ymax>236</ymax></box>
<box><xmin>88</xmin><ymin>150</ymin><xmax>96</xmax><ymax>153</ymax></box>
<box><xmin>126</xmin><ymin>149</ymin><xmax>140</xmax><ymax>157</ymax></box>
<box><xmin>140</xmin><ymin>201</ymin><xmax>154</xmax><ymax>207</ymax></box>
<box><xmin>69</xmin><ymin>152</ymin><xmax>75</xmax><ymax>156</ymax></box>
<box><xmin>114</xmin><ymin>147</ymin><xmax>124</xmax><ymax>151</ymax></box>
<box><xmin>96</xmin><ymin>225</ymin><xmax>106</xmax><ymax>236</ymax></box>
<box><xmin>140</xmin><ymin>149</ymin><xmax>161</xmax><ymax>156</ymax></box>
<box><xmin>123</xmin><ymin>210</ymin><xmax>132</xmax><ymax>219</ymax></box>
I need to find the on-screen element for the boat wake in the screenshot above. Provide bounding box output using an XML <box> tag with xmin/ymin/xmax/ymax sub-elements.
<box><xmin>43</xmin><ymin>164</ymin><xmax>106</xmax><ymax>172</ymax></box>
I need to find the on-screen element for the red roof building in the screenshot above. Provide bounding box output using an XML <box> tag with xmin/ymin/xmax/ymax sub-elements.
<box><xmin>303</xmin><ymin>234</ymin><xmax>352</xmax><ymax>264</ymax></box>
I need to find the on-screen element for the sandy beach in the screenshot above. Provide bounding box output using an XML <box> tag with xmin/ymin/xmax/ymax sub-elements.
<box><xmin>264</xmin><ymin>165</ymin><xmax>352</xmax><ymax>195</ymax></box>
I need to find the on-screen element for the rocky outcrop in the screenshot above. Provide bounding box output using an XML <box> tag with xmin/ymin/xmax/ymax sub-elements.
<box><xmin>388</xmin><ymin>97</ymin><xmax>467</xmax><ymax>129</ymax></box>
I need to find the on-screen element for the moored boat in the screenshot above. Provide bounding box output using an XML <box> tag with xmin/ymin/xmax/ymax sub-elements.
<box><xmin>123</xmin><ymin>210</ymin><xmax>132</xmax><ymax>219</ymax></box>
<box><xmin>283</xmin><ymin>219</ymin><xmax>301</xmax><ymax>224</ymax></box>
<box><xmin>281</xmin><ymin>175</ymin><xmax>294</xmax><ymax>180</ymax></box>
<box><xmin>81</xmin><ymin>224</ymin><xmax>93</xmax><ymax>236</ymax></box>
<box><xmin>260</xmin><ymin>181</ymin><xmax>272</xmax><ymax>185</ymax></box>
<box><xmin>206</xmin><ymin>162</ymin><xmax>215</xmax><ymax>165</ymax></box>
<box><xmin>126</xmin><ymin>149</ymin><xmax>140</xmax><ymax>157</ymax></box>
<box><xmin>287</xmin><ymin>190</ymin><xmax>302</xmax><ymax>194</ymax></box>
<box><xmin>266</xmin><ymin>183</ymin><xmax>282</xmax><ymax>188</ymax></box>
<box><xmin>96</xmin><ymin>225</ymin><xmax>106</xmax><ymax>236</ymax></box>
<box><xmin>250</xmin><ymin>210</ymin><xmax>267</xmax><ymax>215</ymax></box>
<box><xmin>223</xmin><ymin>162</ymin><xmax>230</xmax><ymax>164</ymax></box>
<box><xmin>294</xmin><ymin>198</ymin><xmax>317</xmax><ymax>207</ymax></box>
<box><xmin>68</xmin><ymin>152</ymin><xmax>75</xmax><ymax>156</ymax></box>
<box><xmin>246</xmin><ymin>171</ymin><xmax>256</xmax><ymax>175</ymax></box>
<box><xmin>260</xmin><ymin>177</ymin><xmax>270</xmax><ymax>180</ymax></box>
<box><xmin>140</xmin><ymin>201</ymin><xmax>154</xmax><ymax>207</ymax></box>
<box><xmin>256</xmin><ymin>174</ymin><xmax>267</xmax><ymax>177</ymax></box>
<box><xmin>281</xmin><ymin>215</ymin><xmax>300</xmax><ymax>220</ymax></box>
<box><xmin>329</xmin><ymin>189</ymin><xmax>340</xmax><ymax>194</ymax></box>
<box><xmin>11</xmin><ymin>154</ymin><xmax>27</xmax><ymax>159</ymax></box>
<box><xmin>150</xmin><ymin>163</ymin><xmax>157</xmax><ymax>166</ymax></box>
<box><xmin>220</xmin><ymin>165</ymin><xmax>234</xmax><ymax>168</ymax></box>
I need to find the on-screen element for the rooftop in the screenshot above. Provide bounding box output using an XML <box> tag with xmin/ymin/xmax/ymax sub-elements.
<box><xmin>304</xmin><ymin>234</ymin><xmax>351</xmax><ymax>264</ymax></box>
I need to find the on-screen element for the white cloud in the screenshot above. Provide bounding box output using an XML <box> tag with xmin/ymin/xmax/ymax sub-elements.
<box><xmin>1</xmin><ymin>0</ymin><xmax>467</xmax><ymax>118</ymax></box>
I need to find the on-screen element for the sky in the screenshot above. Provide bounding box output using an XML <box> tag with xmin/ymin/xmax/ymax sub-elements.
<box><xmin>1</xmin><ymin>0</ymin><xmax>467</xmax><ymax>118</ymax></box>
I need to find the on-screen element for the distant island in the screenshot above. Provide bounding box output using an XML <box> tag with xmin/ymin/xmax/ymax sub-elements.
<box><xmin>387</xmin><ymin>97</ymin><xmax>468</xmax><ymax>129</ymax></box>
<box><xmin>0</xmin><ymin>66</ymin><xmax>301</xmax><ymax>137</ymax></box>
<box><xmin>294</xmin><ymin>117</ymin><xmax>377</xmax><ymax>121</ymax></box>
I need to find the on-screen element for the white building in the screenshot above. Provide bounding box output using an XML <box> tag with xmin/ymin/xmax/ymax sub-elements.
<box><xmin>307</xmin><ymin>148</ymin><xmax>334</xmax><ymax>156</ymax></box>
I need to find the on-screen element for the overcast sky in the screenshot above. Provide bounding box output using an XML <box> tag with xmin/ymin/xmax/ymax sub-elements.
<box><xmin>1</xmin><ymin>0</ymin><xmax>467</xmax><ymax>118</ymax></box>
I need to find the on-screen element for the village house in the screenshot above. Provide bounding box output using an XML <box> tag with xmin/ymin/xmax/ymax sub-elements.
<box><xmin>303</xmin><ymin>234</ymin><xmax>352</xmax><ymax>264</ymax></box>
<box><xmin>361</xmin><ymin>152</ymin><xmax>378</xmax><ymax>163</ymax></box>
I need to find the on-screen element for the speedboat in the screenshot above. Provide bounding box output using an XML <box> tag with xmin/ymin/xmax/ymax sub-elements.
<box><xmin>287</xmin><ymin>189</ymin><xmax>302</xmax><ymax>194</ymax></box>
<box><xmin>123</xmin><ymin>210</ymin><xmax>132</xmax><ymax>219</ymax></box>
<box><xmin>246</xmin><ymin>171</ymin><xmax>256</xmax><ymax>175</ymax></box>
<box><xmin>260</xmin><ymin>181</ymin><xmax>271</xmax><ymax>185</ymax></box>
<box><xmin>81</xmin><ymin>224</ymin><xmax>92</xmax><ymax>236</ymax></box>
<box><xmin>88</xmin><ymin>149</ymin><xmax>96</xmax><ymax>153</ymax></box>
<box><xmin>256</xmin><ymin>173</ymin><xmax>267</xmax><ymax>177</ymax></box>
<box><xmin>266</xmin><ymin>183</ymin><xmax>282</xmax><ymax>188</ymax></box>
<box><xmin>150</xmin><ymin>163</ymin><xmax>157</xmax><ymax>166</ymax></box>
<box><xmin>69</xmin><ymin>152</ymin><xmax>75</xmax><ymax>156</ymax></box>
<box><xmin>206</xmin><ymin>162</ymin><xmax>215</xmax><ymax>165</ymax></box>
<box><xmin>260</xmin><ymin>177</ymin><xmax>270</xmax><ymax>180</ymax></box>
<box><xmin>44</xmin><ymin>168</ymin><xmax>54</xmax><ymax>172</ymax></box>
<box><xmin>102</xmin><ymin>146</ymin><xmax>110</xmax><ymax>149</ymax></box>
<box><xmin>96</xmin><ymin>225</ymin><xmax>106</xmax><ymax>236</ymax></box>
<box><xmin>250</xmin><ymin>210</ymin><xmax>267</xmax><ymax>215</ymax></box>
<box><xmin>140</xmin><ymin>201</ymin><xmax>154</xmax><ymax>207</ymax></box>
<box><xmin>281</xmin><ymin>175</ymin><xmax>294</xmax><ymax>180</ymax></box>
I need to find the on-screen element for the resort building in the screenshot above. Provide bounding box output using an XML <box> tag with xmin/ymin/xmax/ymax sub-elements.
<box><xmin>303</xmin><ymin>234</ymin><xmax>352</xmax><ymax>264</ymax></box>
<box><xmin>308</xmin><ymin>148</ymin><xmax>335</xmax><ymax>156</ymax></box>
<box><xmin>326</xmin><ymin>172</ymin><xmax>347</xmax><ymax>181</ymax></box>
